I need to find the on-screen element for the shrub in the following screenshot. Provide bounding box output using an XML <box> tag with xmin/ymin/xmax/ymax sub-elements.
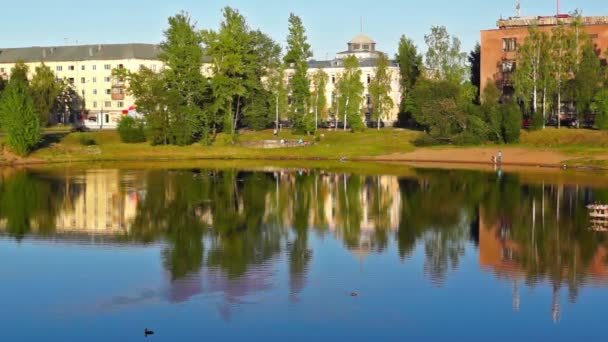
<box><xmin>78</xmin><ymin>133</ymin><xmax>96</xmax><ymax>146</ymax></box>
<box><xmin>592</xmin><ymin>90</ymin><xmax>608</xmax><ymax>130</ymax></box>
<box><xmin>528</xmin><ymin>111</ymin><xmax>545</xmax><ymax>131</ymax></box>
<box><xmin>117</xmin><ymin>116</ymin><xmax>146</xmax><ymax>143</ymax></box>
<box><xmin>413</xmin><ymin>134</ymin><xmax>443</xmax><ymax>146</ymax></box>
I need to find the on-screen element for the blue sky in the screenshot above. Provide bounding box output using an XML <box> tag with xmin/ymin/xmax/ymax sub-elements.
<box><xmin>1</xmin><ymin>0</ymin><xmax>605</xmax><ymax>59</ymax></box>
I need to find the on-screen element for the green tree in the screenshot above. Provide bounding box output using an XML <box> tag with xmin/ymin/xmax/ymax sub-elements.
<box><xmin>514</xmin><ymin>25</ymin><xmax>548</xmax><ymax>120</ymax></box>
<box><xmin>501</xmin><ymin>100</ymin><xmax>522</xmax><ymax>143</ymax></box>
<box><xmin>0</xmin><ymin>80</ymin><xmax>41</xmax><ymax>156</ymax></box>
<box><xmin>396</xmin><ymin>35</ymin><xmax>422</xmax><ymax>110</ymax></box>
<box><xmin>265</xmin><ymin>64</ymin><xmax>288</xmax><ymax>132</ymax></box>
<box><xmin>336</xmin><ymin>55</ymin><xmax>365</xmax><ymax>131</ymax></box>
<box><xmin>591</xmin><ymin>90</ymin><xmax>608</xmax><ymax>130</ymax></box>
<box><xmin>310</xmin><ymin>68</ymin><xmax>328</xmax><ymax>130</ymax></box>
<box><xmin>424</xmin><ymin>26</ymin><xmax>468</xmax><ymax>83</ymax></box>
<box><xmin>284</xmin><ymin>14</ymin><xmax>313</xmax><ymax>132</ymax></box>
<box><xmin>468</xmin><ymin>42</ymin><xmax>481</xmax><ymax>102</ymax></box>
<box><xmin>551</xmin><ymin>21</ymin><xmax>576</xmax><ymax>129</ymax></box>
<box><xmin>10</xmin><ymin>61</ymin><xmax>29</xmax><ymax>84</ymax></box>
<box><xmin>571</xmin><ymin>41</ymin><xmax>602</xmax><ymax>123</ymax></box>
<box><xmin>481</xmin><ymin>81</ymin><xmax>503</xmax><ymax>142</ymax></box>
<box><xmin>159</xmin><ymin>12</ymin><xmax>208</xmax><ymax>145</ymax></box>
<box><xmin>30</xmin><ymin>63</ymin><xmax>61</xmax><ymax>127</ymax></box>
<box><xmin>242</xmin><ymin>88</ymin><xmax>272</xmax><ymax>130</ymax></box>
<box><xmin>369</xmin><ymin>53</ymin><xmax>394</xmax><ymax>130</ymax></box>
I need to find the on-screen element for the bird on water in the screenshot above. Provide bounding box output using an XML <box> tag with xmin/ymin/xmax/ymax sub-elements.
<box><xmin>144</xmin><ymin>328</ymin><xmax>154</xmax><ymax>337</ymax></box>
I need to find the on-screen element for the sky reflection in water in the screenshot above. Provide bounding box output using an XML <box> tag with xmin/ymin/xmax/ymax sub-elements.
<box><xmin>1</xmin><ymin>166</ymin><xmax>608</xmax><ymax>341</ymax></box>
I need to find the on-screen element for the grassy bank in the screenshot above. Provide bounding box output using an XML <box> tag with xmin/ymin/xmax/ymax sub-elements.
<box><xmin>1</xmin><ymin>128</ymin><xmax>607</xmax><ymax>168</ymax></box>
<box><xmin>26</xmin><ymin>129</ymin><xmax>420</xmax><ymax>163</ymax></box>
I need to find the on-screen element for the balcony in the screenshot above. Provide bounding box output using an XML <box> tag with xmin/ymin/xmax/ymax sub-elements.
<box><xmin>111</xmin><ymin>81</ymin><xmax>125</xmax><ymax>101</ymax></box>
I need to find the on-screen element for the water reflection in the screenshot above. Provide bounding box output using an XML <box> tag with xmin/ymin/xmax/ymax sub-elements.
<box><xmin>1</xmin><ymin>166</ymin><xmax>608</xmax><ymax>323</ymax></box>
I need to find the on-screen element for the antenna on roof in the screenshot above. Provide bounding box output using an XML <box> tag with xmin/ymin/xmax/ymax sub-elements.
<box><xmin>360</xmin><ymin>16</ymin><xmax>363</xmax><ymax>33</ymax></box>
<box><xmin>515</xmin><ymin>0</ymin><xmax>521</xmax><ymax>17</ymax></box>
<box><xmin>556</xmin><ymin>0</ymin><xmax>560</xmax><ymax>16</ymax></box>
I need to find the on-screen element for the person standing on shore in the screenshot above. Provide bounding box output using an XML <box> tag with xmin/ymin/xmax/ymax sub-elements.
<box><xmin>497</xmin><ymin>150</ymin><xmax>503</xmax><ymax>165</ymax></box>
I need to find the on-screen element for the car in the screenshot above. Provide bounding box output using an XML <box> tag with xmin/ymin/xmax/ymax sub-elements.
<box><xmin>70</xmin><ymin>125</ymin><xmax>90</xmax><ymax>133</ymax></box>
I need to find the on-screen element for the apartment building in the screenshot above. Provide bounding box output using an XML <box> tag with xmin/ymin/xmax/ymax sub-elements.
<box><xmin>480</xmin><ymin>15</ymin><xmax>608</xmax><ymax>97</ymax></box>
<box><xmin>0</xmin><ymin>44</ymin><xmax>162</xmax><ymax>128</ymax></box>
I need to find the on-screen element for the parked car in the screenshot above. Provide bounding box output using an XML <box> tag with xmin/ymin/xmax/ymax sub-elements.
<box><xmin>70</xmin><ymin>125</ymin><xmax>90</xmax><ymax>132</ymax></box>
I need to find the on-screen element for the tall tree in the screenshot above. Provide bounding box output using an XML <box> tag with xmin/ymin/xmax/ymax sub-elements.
<box><xmin>369</xmin><ymin>53</ymin><xmax>394</xmax><ymax>130</ymax></box>
<box><xmin>0</xmin><ymin>79</ymin><xmax>41</xmax><ymax>156</ymax></box>
<box><xmin>571</xmin><ymin>41</ymin><xmax>602</xmax><ymax>124</ymax></box>
<box><xmin>336</xmin><ymin>55</ymin><xmax>365</xmax><ymax>131</ymax></box>
<box><xmin>159</xmin><ymin>12</ymin><xmax>207</xmax><ymax>145</ymax></box>
<box><xmin>551</xmin><ymin>21</ymin><xmax>576</xmax><ymax>129</ymax></box>
<box><xmin>30</xmin><ymin>63</ymin><xmax>62</xmax><ymax>127</ymax></box>
<box><xmin>424</xmin><ymin>26</ymin><xmax>468</xmax><ymax>83</ymax></box>
<box><xmin>265</xmin><ymin>64</ymin><xmax>288</xmax><ymax>132</ymax></box>
<box><xmin>396</xmin><ymin>35</ymin><xmax>422</xmax><ymax>111</ymax></box>
<box><xmin>514</xmin><ymin>25</ymin><xmax>549</xmax><ymax>122</ymax></box>
<box><xmin>468</xmin><ymin>42</ymin><xmax>481</xmax><ymax>102</ymax></box>
<box><xmin>310</xmin><ymin>68</ymin><xmax>328</xmax><ymax>130</ymax></box>
<box><xmin>284</xmin><ymin>14</ymin><xmax>313</xmax><ymax>132</ymax></box>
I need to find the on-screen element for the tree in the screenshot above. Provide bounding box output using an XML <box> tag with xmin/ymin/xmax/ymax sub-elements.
<box><xmin>591</xmin><ymin>90</ymin><xmax>608</xmax><ymax>130</ymax></box>
<box><xmin>284</xmin><ymin>14</ymin><xmax>313</xmax><ymax>132</ymax></box>
<box><xmin>159</xmin><ymin>12</ymin><xmax>207</xmax><ymax>145</ymax></box>
<box><xmin>551</xmin><ymin>21</ymin><xmax>576</xmax><ymax>129</ymax></box>
<box><xmin>265</xmin><ymin>65</ymin><xmax>288</xmax><ymax>132</ymax></box>
<box><xmin>481</xmin><ymin>81</ymin><xmax>502</xmax><ymax>142</ymax></box>
<box><xmin>310</xmin><ymin>68</ymin><xmax>328</xmax><ymax>130</ymax></box>
<box><xmin>501</xmin><ymin>100</ymin><xmax>522</xmax><ymax>143</ymax></box>
<box><xmin>571</xmin><ymin>41</ymin><xmax>602</xmax><ymax>124</ymax></box>
<box><xmin>336</xmin><ymin>55</ymin><xmax>365</xmax><ymax>131</ymax></box>
<box><xmin>10</xmin><ymin>61</ymin><xmax>29</xmax><ymax>84</ymax></box>
<box><xmin>30</xmin><ymin>63</ymin><xmax>62</xmax><ymax>127</ymax></box>
<box><xmin>424</xmin><ymin>26</ymin><xmax>468</xmax><ymax>83</ymax></box>
<box><xmin>468</xmin><ymin>42</ymin><xmax>481</xmax><ymax>102</ymax></box>
<box><xmin>53</xmin><ymin>80</ymin><xmax>83</xmax><ymax>125</ymax></box>
<box><xmin>369</xmin><ymin>53</ymin><xmax>394</xmax><ymax>130</ymax></box>
<box><xmin>0</xmin><ymin>79</ymin><xmax>41</xmax><ymax>156</ymax></box>
<box><xmin>396</xmin><ymin>35</ymin><xmax>422</xmax><ymax>110</ymax></box>
<box><xmin>117</xmin><ymin>116</ymin><xmax>146</xmax><ymax>143</ymax></box>
<box><xmin>514</xmin><ymin>25</ymin><xmax>546</xmax><ymax>118</ymax></box>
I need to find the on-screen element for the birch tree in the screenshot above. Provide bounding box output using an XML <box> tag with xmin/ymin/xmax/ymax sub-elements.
<box><xmin>368</xmin><ymin>53</ymin><xmax>394</xmax><ymax>130</ymax></box>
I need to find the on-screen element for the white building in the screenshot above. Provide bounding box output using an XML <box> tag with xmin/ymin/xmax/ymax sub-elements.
<box><xmin>0</xmin><ymin>44</ymin><xmax>161</xmax><ymax>128</ymax></box>
<box><xmin>0</xmin><ymin>34</ymin><xmax>402</xmax><ymax>128</ymax></box>
<box><xmin>288</xmin><ymin>34</ymin><xmax>402</xmax><ymax>125</ymax></box>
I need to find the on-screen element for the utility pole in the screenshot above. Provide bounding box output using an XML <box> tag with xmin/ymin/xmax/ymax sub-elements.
<box><xmin>516</xmin><ymin>0</ymin><xmax>521</xmax><ymax>17</ymax></box>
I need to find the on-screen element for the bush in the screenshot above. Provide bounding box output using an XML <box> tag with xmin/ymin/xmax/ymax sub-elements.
<box><xmin>528</xmin><ymin>111</ymin><xmax>545</xmax><ymax>131</ymax></box>
<box><xmin>413</xmin><ymin>134</ymin><xmax>443</xmax><ymax>146</ymax></box>
<box><xmin>78</xmin><ymin>133</ymin><xmax>96</xmax><ymax>146</ymax></box>
<box><xmin>592</xmin><ymin>90</ymin><xmax>608</xmax><ymax>130</ymax></box>
<box><xmin>117</xmin><ymin>116</ymin><xmax>146</xmax><ymax>143</ymax></box>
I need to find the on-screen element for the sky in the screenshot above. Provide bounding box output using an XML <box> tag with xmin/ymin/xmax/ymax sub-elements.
<box><xmin>1</xmin><ymin>0</ymin><xmax>606</xmax><ymax>60</ymax></box>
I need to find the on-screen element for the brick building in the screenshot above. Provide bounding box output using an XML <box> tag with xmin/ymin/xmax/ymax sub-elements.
<box><xmin>480</xmin><ymin>15</ymin><xmax>608</xmax><ymax>97</ymax></box>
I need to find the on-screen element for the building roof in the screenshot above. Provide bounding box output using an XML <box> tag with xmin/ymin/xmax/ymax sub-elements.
<box><xmin>0</xmin><ymin>43</ymin><xmax>161</xmax><ymax>63</ymax></box>
<box><xmin>349</xmin><ymin>34</ymin><xmax>375</xmax><ymax>45</ymax></box>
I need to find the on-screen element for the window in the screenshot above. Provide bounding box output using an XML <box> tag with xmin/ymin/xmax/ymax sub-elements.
<box><xmin>93</xmin><ymin>101</ymin><xmax>97</xmax><ymax>108</ymax></box>
<box><xmin>117</xmin><ymin>101</ymin><xmax>124</xmax><ymax>108</ymax></box>
<box><xmin>105</xmin><ymin>89</ymin><xmax>111</xmax><ymax>95</ymax></box>
<box><xmin>367</xmin><ymin>75</ymin><xmax>371</xmax><ymax>84</ymax></box>
<box><xmin>590</xmin><ymin>34</ymin><xmax>599</xmax><ymax>39</ymax></box>
<box><xmin>502</xmin><ymin>60</ymin><xmax>516</xmax><ymax>73</ymax></box>
<box><xmin>93</xmin><ymin>89</ymin><xmax>98</xmax><ymax>95</ymax></box>
<box><xmin>80</xmin><ymin>77</ymin><xmax>86</xmax><ymax>84</ymax></box>
<box><xmin>104</xmin><ymin>101</ymin><xmax>111</xmax><ymax>108</ymax></box>
<box><xmin>92</xmin><ymin>65</ymin><xmax>97</xmax><ymax>71</ymax></box>
<box><xmin>92</xmin><ymin>77</ymin><xmax>97</xmax><ymax>83</ymax></box>
<box><xmin>352</xmin><ymin>44</ymin><xmax>360</xmax><ymax>50</ymax></box>
<box><xmin>81</xmin><ymin>65</ymin><xmax>86</xmax><ymax>71</ymax></box>
<box><xmin>68</xmin><ymin>77</ymin><xmax>75</xmax><ymax>85</ymax></box>
<box><xmin>331</xmin><ymin>75</ymin><xmax>336</xmax><ymax>84</ymax></box>
<box><xmin>502</xmin><ymin>38</ymin><xmax>517</xmax><ymax>52</ymax></box>
<box><xmin>366</xmin><ymin>94</ymin><xmax>371</xmax><ymax>105</ymax></box>
<box><xmin>363</xmin><ymin>44</ymin><xmax>370</xmax><ymax>50</ymax></box>
<box><xmin>151</xmin><ymin>64</ymin><xmax>157</xmax><ymax>71</ymax></box>
<box><xmin>104</xmin><ymin>64</ymin><xmax>111</xmax><ymax>70</ymax></box>
<box><xmin>104</xmin><ymin>76</ymin><xmax>111</xmax><ymax>82</ymax></box>
<box><xmin>68</xmin><ymin>65</ymin><xmax>75</xmax><ymax>71</ymax></box>
<box><xmin>0</xmin><ymin>68</ymin><xmax>4</xmax><ymax>73</ymax></box>
<box><xmin>56</xmin><ymin>66</ymin><xmax>63</xmax><ymax>72</ymax></box>
<box><xmin>118</xmin><ymin>64</ymin><xmax>124</xmax><ymax>69</ymax></box>
<box><xmin>105</xmin><ymin>114</ymin><xmax>109</xmax><ymax>124</ymax></box>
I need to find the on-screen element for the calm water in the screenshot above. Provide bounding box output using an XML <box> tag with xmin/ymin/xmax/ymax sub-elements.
<box><xmin>1</xmin><ymin>165</ymin><xmax>608</xmax><ymax>340</ymax></box>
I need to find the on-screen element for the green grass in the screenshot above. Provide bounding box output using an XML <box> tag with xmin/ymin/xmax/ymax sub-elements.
<box><xmin>29</xmin><ymin>129</ymin><xmax>420</xmax><ymax>163</ymax></box>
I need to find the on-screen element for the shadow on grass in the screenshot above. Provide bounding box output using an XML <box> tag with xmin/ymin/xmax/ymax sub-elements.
<box><xmin>38</xmin><ymin>132</ymin><xmax>69</xmax><ymax>149</ymax></box>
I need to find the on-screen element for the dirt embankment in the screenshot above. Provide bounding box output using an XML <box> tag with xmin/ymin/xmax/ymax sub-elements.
<box><xmin>370</xmin><ymin>147</ymin><xmax>580</xmax><ymax>167</ymax></box>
